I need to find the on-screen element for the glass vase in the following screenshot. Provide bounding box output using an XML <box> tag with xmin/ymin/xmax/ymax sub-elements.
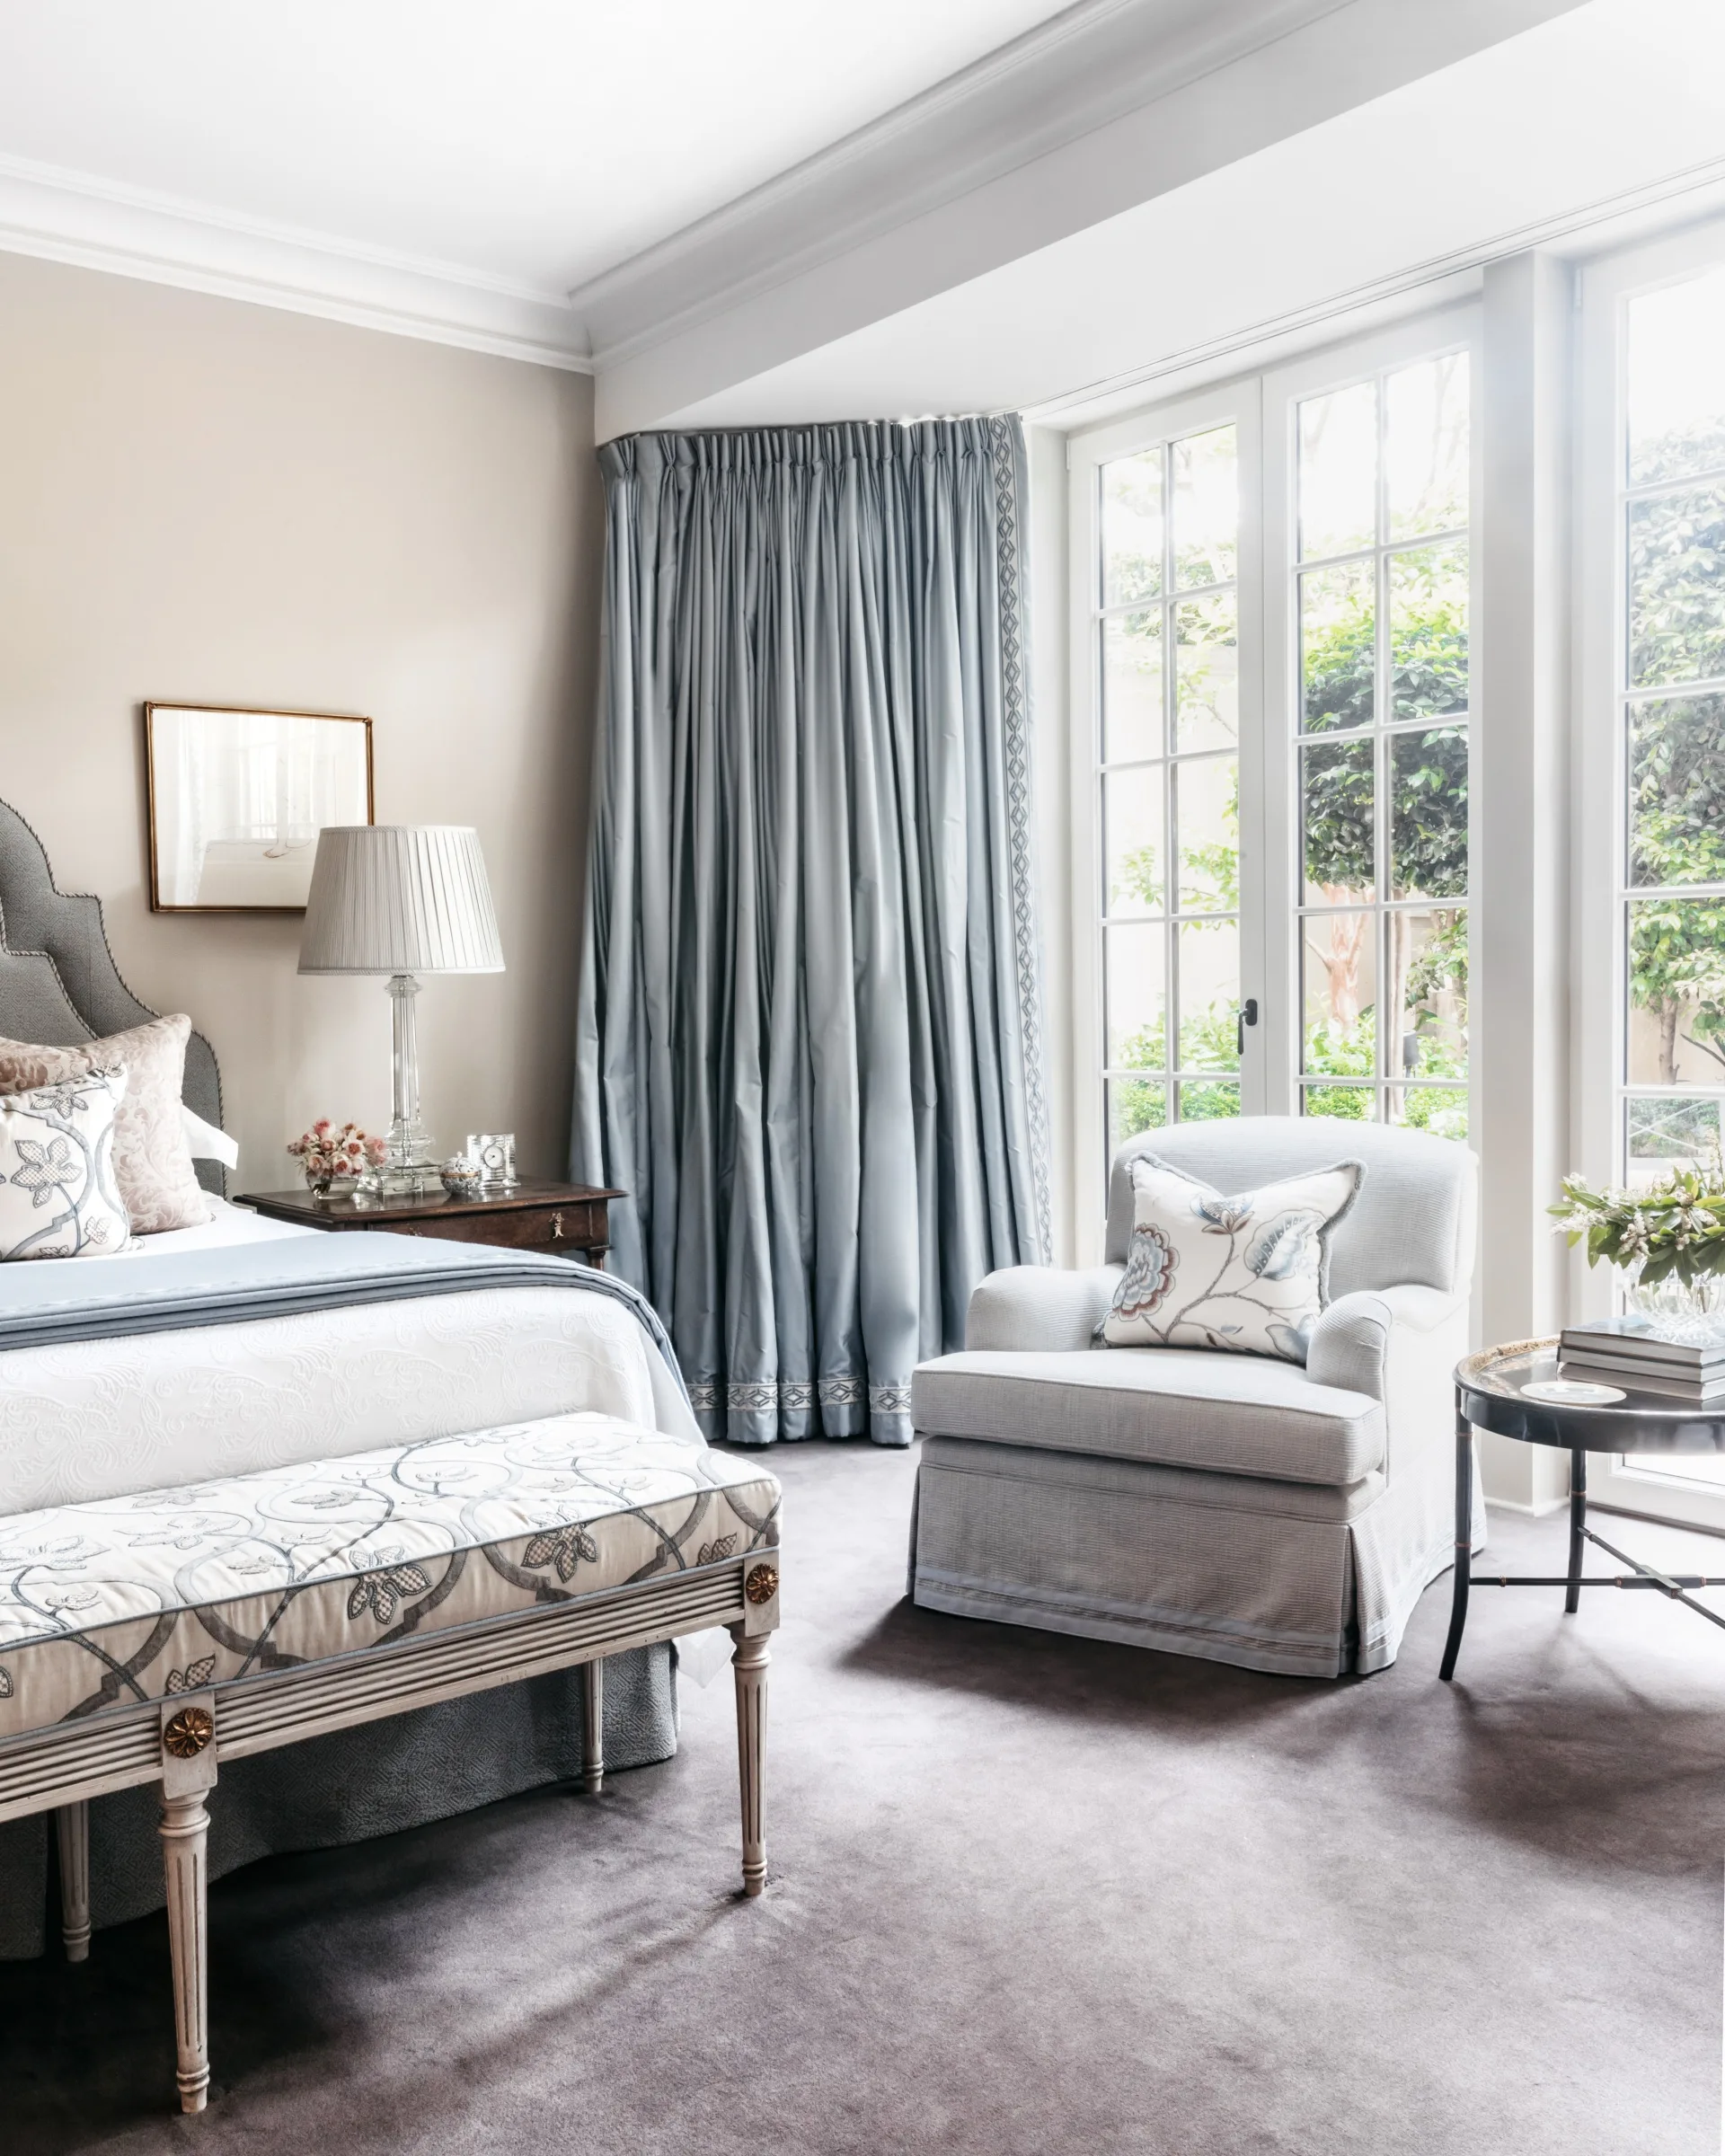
<box><xmin>1620</xmin><ymin>1267</ymin><xmax>1725</xmax><ymax>1321</ymax></box>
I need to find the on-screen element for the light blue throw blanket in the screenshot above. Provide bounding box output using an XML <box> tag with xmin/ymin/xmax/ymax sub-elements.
<box><xmin>0</xmin><ymin>1231</ymin><xmax>687</xmax><ymax>1397</ymax></box>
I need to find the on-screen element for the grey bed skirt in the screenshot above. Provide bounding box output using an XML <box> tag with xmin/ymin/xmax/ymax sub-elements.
<box><xmin>0</xmin><ymin>1641</ymin><xmax>677</xmax><ymax>1959</ymax></box>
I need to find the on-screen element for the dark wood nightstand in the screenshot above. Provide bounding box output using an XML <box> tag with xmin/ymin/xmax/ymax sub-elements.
<box><xmin>236</xmin><ymin>1179</ymin><xmax>624</xmax><ymax>1267</ymax></box>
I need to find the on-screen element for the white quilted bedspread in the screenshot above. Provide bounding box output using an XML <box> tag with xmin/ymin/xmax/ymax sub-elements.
<box><xmin>0</xmin><ymin>1286</ymin><xmax>701</xmax><ymax>1517</ymax></box>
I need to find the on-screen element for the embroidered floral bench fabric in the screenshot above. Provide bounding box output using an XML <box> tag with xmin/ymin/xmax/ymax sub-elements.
<box><xmin>0</xmin><ymin>1412</ymin><xmax>778</xmax><ymax>1735</ymax></box>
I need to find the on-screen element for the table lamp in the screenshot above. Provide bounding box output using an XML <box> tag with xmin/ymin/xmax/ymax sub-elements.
<box><xmin>298</xmin><ymin>826</ymin><xmax>504</xmax><ymax>1196</ymax></box>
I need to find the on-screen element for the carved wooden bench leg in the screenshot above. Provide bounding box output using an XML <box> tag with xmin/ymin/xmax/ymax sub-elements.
<box><xmin>159</xmin><ymin>1700</ymin><xmax>218</xmax><ymax>2116</ymax></box>
<box><xmin>56</xmin><ymin>1799</ymin><xmax>91</xmax><ymax>1963</ymax></box>
<box><xmin>579</xmin><ymin>1658</ymin><xmax>605</xmax><ymax>1795</ymax></box>
<box><xmin>730</xmin><ymin>1628</ymin><xmax>770</xmax><ymax>1897</ymax></box>
<box><xmin>731</xmin><ymin>1555</ymin><xmax>779</xmax><ymax>1899</ymax></box>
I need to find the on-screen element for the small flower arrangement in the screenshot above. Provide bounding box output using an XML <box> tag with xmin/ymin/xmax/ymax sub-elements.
<box><xmin>288</xmin><ymin>1119</ymin><xmax>387</xmax><ymax>1194</ymax></box>
<box><xmin>1550</xmin><ymin>1155</ymin><xmax>1725</xmax><ymax>1299</ymax></box>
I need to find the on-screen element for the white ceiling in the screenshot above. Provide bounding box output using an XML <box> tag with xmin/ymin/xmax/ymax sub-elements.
<box><xmin>1</xmin><ymin>0</ymin><xmax>1721</xmax><ymax>434</ymax></box>
<box><xmin>0</xmin><ymin>0</ymin><xmax>1071</xmax><ymax>294</ymax></box>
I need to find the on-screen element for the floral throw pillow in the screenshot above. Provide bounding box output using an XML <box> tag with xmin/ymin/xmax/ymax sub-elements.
<box><xmin>1101</xmin><ymin>1155</ymin><xmax>1364</xmax><ymax>1362</ymax></box>
<box><xmin>0</xmin><ymin>1013</ymin><xmax>207</xmax><ymax>1233</ymax></box>
<box><xmin>0</xmin><ymin>1072</ymin><xmax>132</xmax><ymax>1259</ymax></box>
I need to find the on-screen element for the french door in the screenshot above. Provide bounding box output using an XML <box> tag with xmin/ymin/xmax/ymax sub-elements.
<box><xmin>1576</xmin><ymin>222</ymin><xmax>1725</xmax><ymax>1533</ymax></box>
<box><xmin>1067</xmin><ymin>311</ymin><xmax>1481</xmax><ymax>1246</ymax></box>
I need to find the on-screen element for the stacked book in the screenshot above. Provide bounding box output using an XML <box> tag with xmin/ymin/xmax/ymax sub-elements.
<box><xmin>1559</xmin><ymin>1313</ymin><xmax>1725</xmax><ymax>1403</ymax></box>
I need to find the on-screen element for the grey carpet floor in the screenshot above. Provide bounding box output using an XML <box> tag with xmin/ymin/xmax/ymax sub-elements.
<box><xmin>3</xmin><ymin>1438</ymin><xmax>1722</xmax><ymax>2154</ymax></box>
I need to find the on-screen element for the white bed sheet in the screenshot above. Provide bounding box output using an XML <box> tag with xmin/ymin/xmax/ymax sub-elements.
<box><xmin>132</xmin><ymin>1197</ymin><xmax>318</xmax><ymax>1255</ymax></box>
<box><xmin>0</xmin><ymin>1280</ymin><xmax>701</xmax><ymax>1516</ymax></box>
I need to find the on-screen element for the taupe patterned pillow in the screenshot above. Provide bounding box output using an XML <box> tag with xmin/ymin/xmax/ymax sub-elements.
<box><xmin>0</xmin><ymin>1015</ymin><xmax>208</xmax><ymax>1233</ymax></box>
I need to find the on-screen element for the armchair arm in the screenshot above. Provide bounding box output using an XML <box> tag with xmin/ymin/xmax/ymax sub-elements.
<box><xmin>1305</xmin><ymin>1285</ymin><xmax>1466</xmax><ymax>1404</ymax></box>
<box><xmin>965</xmin><ymin>1265</ymin><xmax>1125</xmax><ymax>1353</ymax></box>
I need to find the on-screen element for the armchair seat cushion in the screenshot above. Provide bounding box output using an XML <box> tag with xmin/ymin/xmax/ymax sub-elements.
<box><xmin>911</xmin><ymin>1347</ymin><xmax>1384</xmax><ymax>1487</ymax></box>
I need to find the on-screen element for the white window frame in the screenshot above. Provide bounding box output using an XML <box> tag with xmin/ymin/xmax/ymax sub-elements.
<box><xmin>1261</xmin><ymin>305</ymin><xmax>1483</xmax><ymax>1150</ymax></box>
<box><xmin>1064</xmin><ymin>309</ymin><xmax>1483</xmax><ymax>1259</ymax></box>
<box><xmin>1574</xmin><ymin>215</ymin><xmax>1725</xmax><ymax>1533</ymax></box>
<box><xmin>1066</xmin><ymin>381</ymin><xmax>1266</xmax><ymax>1262</ymax></box>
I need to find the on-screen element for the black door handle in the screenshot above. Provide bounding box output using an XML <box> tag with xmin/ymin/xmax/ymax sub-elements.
<box><xmin>1236</xmin><ymin>998</ymin><xmax>1259</xmax><ymax>1056</ymax></box>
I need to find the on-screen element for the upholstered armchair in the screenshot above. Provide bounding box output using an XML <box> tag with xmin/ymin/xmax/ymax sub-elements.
<box><xmin>908</xmin><ymin>1118</ymin><xmax>1480</xmax><ymax>1678</ymax></box>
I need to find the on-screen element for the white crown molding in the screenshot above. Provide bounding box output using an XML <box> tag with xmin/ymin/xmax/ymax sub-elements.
<box><xmin>0</xmin><ymin>150</ymin><xmax>592</xmax><ymax>372</ymax></box>
<box><xmin>593</xmin><ymin>0</ymin><xmax>1592</xmax><ymax>438</ymax></box>
<box><xmin>569</xmin><ymin>0</ymin><xmax>1354</xmax><ymax>369</ymax></box>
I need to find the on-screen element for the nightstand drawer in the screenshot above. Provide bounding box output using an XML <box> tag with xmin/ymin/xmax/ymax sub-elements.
<box><xmin>237</xmin><ymin>1180</ymin><xmax>620</xmax><ymax>1265</ymax></box>
<box><xmin>378</xmin><ymin>1200</ymin><xmax>606</xmax><ymax>1258</ymax></box>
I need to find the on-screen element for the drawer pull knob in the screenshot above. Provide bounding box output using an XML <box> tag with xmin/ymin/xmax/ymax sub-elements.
<box><xmin>550</xmin><ymin>1211</ymin><xmax>563</xmax><ymax>1240</ymax></box>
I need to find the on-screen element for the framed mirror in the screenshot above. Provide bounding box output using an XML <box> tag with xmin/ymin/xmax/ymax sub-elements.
<box><xmin>145</xmin><ymin>703</ymin><xmax>374</xmax><ymax>912</ymax></box>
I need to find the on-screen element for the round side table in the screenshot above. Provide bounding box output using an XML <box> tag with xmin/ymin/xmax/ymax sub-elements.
<box><xmin>1444</xmin><ymin>1337</ymin><xmax>1725</xmax><ymax>1679</ymax></box>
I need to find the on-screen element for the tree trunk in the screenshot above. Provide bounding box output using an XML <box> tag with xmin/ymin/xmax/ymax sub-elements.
<box><xmin>1384</xmin><ymin>908</ymin><xmax>1414</xmax><ymax>1121</ymax></box>
<box><xmin>1318</xmin><ymin>892</ymin><xmax>1368</xmax><ymax>1029</ymax></box>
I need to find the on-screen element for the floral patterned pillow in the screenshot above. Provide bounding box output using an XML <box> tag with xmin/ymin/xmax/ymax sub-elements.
<box><xmin>1101</xmin><ymin>1155</ymin><xmax>1364</xmax><ymax>1362</ymax></box>
<box><xmin>0</xmin><ymin>1014</ymin><xmax>207</xmax><ymax>1233</ymax></box>
<box><xmin>0</xmin><ymin>1071</ymin><xmax>132</xmax><ymax>1259</ymax></box>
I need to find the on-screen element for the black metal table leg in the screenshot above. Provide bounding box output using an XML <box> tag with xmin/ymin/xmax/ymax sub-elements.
<box><xmin>1439</xmin><ymin>1393</ymin><xmax>1473</xmax><ymax>1682</ymax></box>
<box><xmin>1564</xmin><ymin>1446</ymin><xmax>1587</xmax><ymax>1615</ymax></box>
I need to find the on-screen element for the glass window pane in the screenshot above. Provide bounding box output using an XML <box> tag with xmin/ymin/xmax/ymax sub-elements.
<box><xmin>1105</xmin><ymin>922</ymin><xmax>1165</xmax><ymax>1070</ymax></box>
<box><xmin>1302</xmin><ymin>1083</ymin><xmax>1376</xmax><ymax>1123</ymax></box>
<box><xmin>1389</xmin><ymin>542</ymin><xmax>1468</xmax><ymax>720</ymax></box>
<box><xmin>1390</xmin><ymin>726</ymin><xmax>1467</xmax><ymax>899</ymax></box>
<box><xmin>1175</xmin><ymin>755</ymin><xmax>1237</xmax><ymax>912</ymax></box>
<box><xmin>1629</xmin><ymin>694</ymin><xmax>1725</xmax><ymax>888</ymax></box>
<box><xmin>1101</xmin><ymin>612</ymin><xmax>1162</xmax><ymax>763</ymax></box>
<box><xmin>1386</xmin><ymin>354</ymin><xmax>1470</xmax><ymax>540</ymax></box>
<box><xmin>1178</xmin><ymin>1080</ymin><xmax>1240</xmax><ymax>1123</ymax></box>
<box><xmin>1172</xmin><ymin>425</ymin><xmax>1237</xmax><ymax>590</ymax></box>
<box><xmin>1301</xmin><ymin>738</ymin><xmax>1374</xmax><ymax>905</ymax></box>
<box><xmin>1628</xmin><ymin>1094</ymin><xmax>1721</xmax><ymax>1181</ymax></box>
<box><xmin>1386</xmin><ymin>908</ymin><xmax>1468</xmax><ymax>1082</ymax></box>
<box><xmin>1298</xmin><ymin>380</ymin><xmax>1376</xmax><ymax>561</ymax></box>
<box><xmin>1103</xmin><ymin>765</ymin><xmax>1164</xmax><ymax>919</ymax></box>
<box><xmin>1300</xmin><ymin>561</ymin><xmax>1374</xmax><ymax>732</ymax></box>
<box><xmin>1302</xmin><ymin>911</ymin><xmax>1376</xmax><ymax>1078</ymax></box>
<box><xmin>1101</xmin><ymin>453</ymin><xmax>1163</xmax><ymax>606</ymax></box>
<box><xmin>1626</xmin><ymin>897</ymin><xmax>1725</xmax><ymax>1085</ymax></box>
<box><xmin>1109</xmin><ymin>1075</ymin><xmax>1168</xmax><ymax>1150</ymax></box>
<box><xmin>1628</xmin><ymin>269</ymin><xmax>1725</xmax><ymax>488</ymax></box>
<box><xmin>1628</xmin><ymin>483</ymin><xmax>1725</xmax><ymax>689</ymax></box>
<box><xmin>1173</xmin><ymin>593</ymin><xmax>1237</xmax><ymax>750</ymax></box>
<box><xmin>1390</xmin><ymin>1089</ymin><xmax>1469</xmax><ymax>1142</ymax></box>
<box><xmin>1177</xmin><ymin>918</ymin><xmax>1239</xmax><ymax>1072</ymax></box>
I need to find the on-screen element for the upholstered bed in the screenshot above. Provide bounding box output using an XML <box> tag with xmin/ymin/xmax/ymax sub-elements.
<box><xmin>0</xmin><ymin>803</ymin><xmax>695</xmax><ymax>1957</ymax></box>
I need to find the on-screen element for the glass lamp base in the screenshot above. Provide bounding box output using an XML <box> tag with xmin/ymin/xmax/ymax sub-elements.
<box><xmin>358</xmin><ymin>1158</ymin><xmax>442</xmax><ymax>1199</ymax></box>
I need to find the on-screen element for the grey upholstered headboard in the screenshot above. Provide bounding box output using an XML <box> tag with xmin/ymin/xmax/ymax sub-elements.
<box><xmin>0</xmin><ymin>800</ymin><xmax>225</xmax><ymax>1196</ymax></box>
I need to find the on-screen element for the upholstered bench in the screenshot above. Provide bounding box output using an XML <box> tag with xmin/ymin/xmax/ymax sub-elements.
<box><xmin>0</xmin><ymin>1411</ymin><xmax>783</xmax><ymax>2114</ymax></box>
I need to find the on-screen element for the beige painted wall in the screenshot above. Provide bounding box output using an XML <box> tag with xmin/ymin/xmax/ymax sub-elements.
<box><xmin>0</xmin><ymin>250</ymin><xmax>600</xmax><ymax>1193</ymax></box>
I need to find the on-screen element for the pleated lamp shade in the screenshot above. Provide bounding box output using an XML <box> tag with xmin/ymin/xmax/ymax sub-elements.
<box><xmin>298</xmin><ymin>826</ymin><xmax>504</xmax><ymax>975</ymax></box>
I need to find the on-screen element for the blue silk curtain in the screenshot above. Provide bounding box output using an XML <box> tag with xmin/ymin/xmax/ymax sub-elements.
<box><xmin>572</xmin><ymin>420</ymin><xmax>1049</xmax><ymax>1445</ymax></box>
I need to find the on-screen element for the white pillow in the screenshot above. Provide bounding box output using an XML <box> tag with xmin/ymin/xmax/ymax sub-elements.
<box><xmin>1102</xmin><ymin>1154</ymin><xmax>1363</xmax><ymax>1362</ymax></box>
<box><xmin>0</xmin><ymin>1071</ymin><xmax>133</xmax><ymax>1259</ymax></box>
<box><xmin>181</xmin><ymin>1103</ymin><xmax>238</xmax><ymax>1167</ymax></box>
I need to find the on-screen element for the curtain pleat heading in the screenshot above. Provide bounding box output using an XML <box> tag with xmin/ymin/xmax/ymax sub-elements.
<box><xmin>573</xmin><ymin>419</ymin><xmax>1049</xmax><ymax>1445</ymax></box>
